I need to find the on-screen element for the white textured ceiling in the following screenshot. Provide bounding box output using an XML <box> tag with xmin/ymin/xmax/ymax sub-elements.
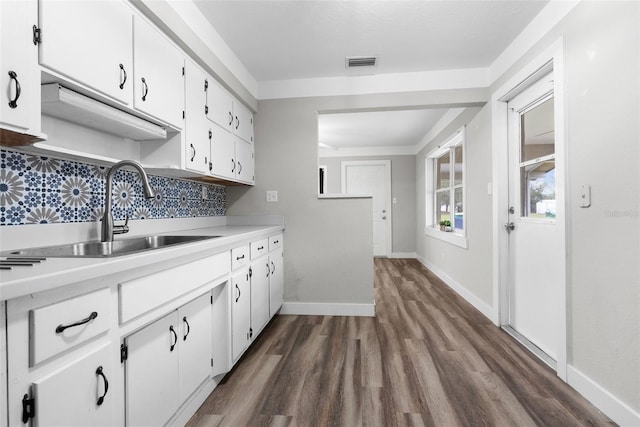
<box><xmin>193</xmin><ymin>0</ymin><xmax>548</xmax><ymax>82</ymax></box>
<box><xmin>319</xmin><ymin>109</ymin><xmax>448</xmax><ymax>149</ymax></box>
<box><xmin>192</xmin><ymin>0</ymin><xmax>548</xmax><ymax>150</ymax></box>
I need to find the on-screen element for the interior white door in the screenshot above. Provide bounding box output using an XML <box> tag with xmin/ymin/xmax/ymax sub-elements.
<box><xmin>506</xmin><ymin>73</ymin><xmax>563</xmax><ymax>364</ymax></box>
<box><xmin>342</xmin><ymin>161</ymin><xmax>391</xmax><ymax>257</ymax></box>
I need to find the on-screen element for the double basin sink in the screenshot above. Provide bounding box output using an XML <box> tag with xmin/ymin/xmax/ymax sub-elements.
<box><xmin>8</xmin><ymin>235</ymin><xmax>220</xmax><ymax>258</ymax></box>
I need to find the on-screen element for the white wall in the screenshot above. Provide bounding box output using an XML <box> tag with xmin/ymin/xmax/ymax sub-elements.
<box><xmin>416</xmin><ymin>1</ymin><xmax>639</xmax><ymax>419</ymax></box>
<box><xmin>416</xmin><ymin>107</ymin><xmax>494</xmax><ymax>311</ymax></box>
<box><xmin>320</xmin><ymin>155</ymin><xmax>416</xmax><ymax>255</ymax></box>
<box><xmin>226</xmin><ymin>89</ymin><xmax>487</xmax><ymax>312</ymax></box>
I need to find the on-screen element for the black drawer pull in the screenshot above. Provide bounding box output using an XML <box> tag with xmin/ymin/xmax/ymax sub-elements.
<box><xmin>55</xmin><ymin>311</ymin><xmax>98</xmax><ymax>334</ymax></box>
<box><xmin>258</xmin><ymin>246</ymin><xmax>264</xmax><ymax>251</ymax></box>
<box><xmin>236</xmin><ymin>254</ymin><xmax>245</xmax><ymax>261</ymax></box>
<box><xmin>96</xmin><ymin>366</ymin><xmax>109</xmax><ymax>406</ymax></box>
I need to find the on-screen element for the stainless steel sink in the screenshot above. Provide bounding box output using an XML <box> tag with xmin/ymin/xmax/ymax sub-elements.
<box><xmin>8</xmin><ymin>235</ymin><xmax>220</xmax><ymax>258</ymax></box>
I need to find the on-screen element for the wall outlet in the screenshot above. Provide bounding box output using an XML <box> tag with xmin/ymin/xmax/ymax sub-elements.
<box><xmin>201</xmin><ymin>186</ymin><xmax>208</xmax><ymax>201</ymax></box>
<box><xmin>266</xmin><ymin>190</ymin><xmax>278</xmax><ymax>202</ymax></box>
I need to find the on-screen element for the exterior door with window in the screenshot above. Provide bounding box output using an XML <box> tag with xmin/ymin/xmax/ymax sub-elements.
<box><xmin>342</xmin><ymin>161</ymin><xmax>391</xmax><ymax>257</ymax></box>
<box><xmin>506</xmin><ymin>73</ymin><xmax>564</xmax><ymax>365</ymax></box>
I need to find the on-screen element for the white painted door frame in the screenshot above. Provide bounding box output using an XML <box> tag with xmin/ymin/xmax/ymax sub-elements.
<box><xmin>491</xmin><ymin>38</ymin><xmax>568</xmax><ymax>380</ymax></box>
<box><xmin>341</xmin><ymin>160</ymin><xmax>392</xmax><ymax>258</ymax></box>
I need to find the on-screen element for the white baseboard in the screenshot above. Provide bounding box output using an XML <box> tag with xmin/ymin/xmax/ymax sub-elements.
<box><xmin>280</xmin><ymin>302</ymin><xmax>376</xmax><ymax>317</ymax></box>
<box><xmin>567</xmin><ymin>365</ymin><xmax>640</xmax><ymax>426</ymax></box>
<box><xmin>417</xmin><ymin>256</ymin><xmax>497</xmax><ymax>322</ymax></box>
<box><xmin>390</xmin><ymin>252</ymin><xmax>417</xmax><ymax>259</ymax></box>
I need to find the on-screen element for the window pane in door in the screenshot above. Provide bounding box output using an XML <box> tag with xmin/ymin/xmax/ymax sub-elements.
<box><xmin>454</xmin><ymin>145</ymin><xmax>463</xmax><ymax>185</ymax></box>
<box><xmin>436</xmin><ymin>154</ymin><xmax>449</xmax><ymax>189</ymax></box>
<box><xmin>454</xmin><ymin>186</ymin><xmax>464</xmax><ymax>229</ymax></box>
<box><xmin>521</xmin><ymin>97</ymin><xmax>555</xmax><ymax>163</ymax></box>
<box><xmin>521</xmin><ymin>160</ymin><xmax>556</xmax><ymax>219</ymax></box>
<box><xmin>436</xmin><ymin>190</ymin><xmax>450</xmax><ymax>224</ymax></box>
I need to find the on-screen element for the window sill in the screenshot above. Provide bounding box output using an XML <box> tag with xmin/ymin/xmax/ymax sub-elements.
<box><xmin>425</xmin><ymin>226</ymin><xmax>468</xmax><ymax>249</ymax></box>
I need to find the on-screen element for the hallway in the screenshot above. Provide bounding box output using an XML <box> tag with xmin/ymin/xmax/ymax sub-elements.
<box><xmin>187</xmin><ymin>258</ymin><xmax>614</xmax><ymax>426</ymax></box>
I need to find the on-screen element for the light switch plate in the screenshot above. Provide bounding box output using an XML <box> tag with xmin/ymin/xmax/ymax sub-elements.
<box><xmin>266</xmin><ymin>190</ymin><xmax>278</xmax><ymax>202</ymax></box>
<box><xmin>579</xmin><ymin>184</ymin><xmax>591</xmax><ymax>208</ymax></box>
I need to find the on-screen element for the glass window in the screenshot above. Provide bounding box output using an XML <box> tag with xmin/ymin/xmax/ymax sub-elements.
<box><xmin>427</xmin><ymin>129</ymin><xmax>465</xmax><ymax>233</ymax></box>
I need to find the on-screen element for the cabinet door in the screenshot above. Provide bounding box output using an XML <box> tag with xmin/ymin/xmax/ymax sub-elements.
<box><xmin>0</xmin><ymin>0</ymin><xmax>40</xmax><ymax>136</ymax></box>
<box><xmin>231</xmin><ymin>270</ymin><xmax>250</xmax><ymax>362</ymax></box>
<box><xmin>32</xmin><ymin>343</ymin><xmax>114</xmax><ymax>427</ymax></box>
<box><xmin>233</xmin><ymin>100</ymin><xmax>254</xmax><ymax>143</ymax></box>
<box><xmin>211</xmin><ymin>283</ymin><xmax>230</xmax><ymax>377</ymax></box>
<box><xmin>178</xmin><ymin>293</ymin><xmax>211</xmax><ymax>404</ymax></box>
<box><xmin>251</xmin><ymin>258</ymin><xmax>270</xmax><ymax>336</ymax></box>
<box><xmin>210</xmin><ymin>124</ymin><xmax>236</xmax><ymax>180</ymax></box>
<box><xmin>133</xmin><ymin>15</ymin><xmax>184</xmax><ymax>128</ymax></box>
<box><xmin>235</xmin><ymin>138</ymin><xmax>255</xmax><ymax>184</ymax></box>
<box><xmin>125</xmin><ymin>311</ymin><xmax>179</xmax><ymax>427</ymax></box>
<box><xmin>269</xmin><ymin>251</ymin><xmax>284</xmax><ymax>317</ymax></box>
<box><xmin>206</xmin><ymin>79</ymin><xmax>234</xmax><ymax>132</ymax></box>
<box><xmin>184</xmin><ymin>60</ymin><xmax>210</xmax><ymax>173</ymax></box>
<box><xmin>38</xmin><ymin>0</ymin><xmax>133</xmax><ymax>105</ymax></box>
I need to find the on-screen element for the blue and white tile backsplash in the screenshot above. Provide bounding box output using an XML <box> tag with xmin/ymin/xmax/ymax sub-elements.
<box><xmin>0</xmin><ymin>149</ymin><xmax>225</xmax><ymax>226</ymax></box>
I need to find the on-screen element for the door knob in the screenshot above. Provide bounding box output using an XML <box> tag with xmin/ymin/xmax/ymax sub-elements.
<box><xmin>505</xmin><ymin>222</ymin><xmax>515</xmax><ymax>233</ymax></box>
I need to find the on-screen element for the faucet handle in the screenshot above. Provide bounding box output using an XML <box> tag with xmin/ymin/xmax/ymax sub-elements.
<box><xmin>113</xmin><ymin>216</ymin><xmax>130</xmax><ymax>235</ymax></box>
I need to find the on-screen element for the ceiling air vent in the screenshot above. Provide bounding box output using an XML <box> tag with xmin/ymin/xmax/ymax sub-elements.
<box><xmin>346</xmin><ymin>56</ymin><xmax>377</xmax><ymax>68</ymax></box>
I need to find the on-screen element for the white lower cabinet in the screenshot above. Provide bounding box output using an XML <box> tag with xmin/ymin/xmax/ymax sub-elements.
<box><xmin>32</xmin><ymin>343</ymin><xmax>114</xmax><ymax>427</ymax></box>
<box><xmin>3</xmin><ymin>233</ymin><xmax>282</xmax><ymax>426</ymax></box>
<box><xmin>250</xmin><ymin>255</ymin><xmax>271</xmax><ymax>336</ymax></box>
<box><xmin>231</xmin><ymin>270</ymin><xmax>251</xmax><ymax>362</ymax></box>
<box><xmin>269</xmin><ymin>249</ymin><xmax>284</xmax><ymax>316</ymax></box>
<box><xmin>125</xmin><ymin>292</ymin><xmax>211</xmax><ymax>427</ymax></box>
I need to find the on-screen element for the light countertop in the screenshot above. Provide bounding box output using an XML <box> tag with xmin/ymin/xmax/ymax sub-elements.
<box><xmin>0</xmin><ymin>217</ymin><xmax>284</xmax><ymax>301</ymax></box>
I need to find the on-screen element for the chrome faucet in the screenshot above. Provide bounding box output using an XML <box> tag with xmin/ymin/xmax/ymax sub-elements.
<box><xmin>101</xmin><ymin>160</ymin><xmax>155</xmax><ymax>242</ymax></box>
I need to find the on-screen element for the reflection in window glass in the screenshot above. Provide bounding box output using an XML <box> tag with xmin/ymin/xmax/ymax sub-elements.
<box><xmin>454</xmin><ymin>145</ymin><xmax>463</xmax><ymax>186</ymax></box>
<box><xmin>521</xmin><ymin>160</ymin><xmax>556</xmax><ymax>219</ymax></box>
<box><xmin>437</xmin><ymin>154</ymin><xmax>449</xmax><ymax>189</ymax></box>
<box><xmin>436</xmin><ymin>190</ymin><xmax>450</xmax><ymax>224</ymax></box>
<box><xmin>521</xmin><ymin>97</ymin><xmax>555</xmax><ymax>163</ymax></box>
<box><xmin>454</xmin><ymin>186</ymin><xmax>464</xmax><ymax>229</ymax></box>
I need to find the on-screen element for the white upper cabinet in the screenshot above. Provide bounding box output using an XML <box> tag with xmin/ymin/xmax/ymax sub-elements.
<box><xmin>38</xmin><ymin>0</ymin><xmax>133</xmax><ymax>106</ymax></box>
<box><xmin>233</xmin><ymin>100</ymin><xmax>254</xmax><ymax>144</ymax></box>
<box><xmin>0</xmin><ymin>0</ymin><xmax>41</xmax><ymax>142</ymax></box>
<box><xmin>206</xmin><ymin>78</ymin><xmax>234</xmax><ymax>133</ymax></box>
<box><xmin>235</xmin><ymin>138</ymin><xmax>255</xmax><ymax>185</ymax></box>
<box><xmin>184</xmin><ymin>59</ymin><xmax>210</xmax><ymax>174</ymax></box>
<box><xmin>133</xmin><ymin>15</ymin><xmax>184</xmax><ymax>128</ymax></box>
<box><xmin>206</xmin><ymin>78</ymin><xmax>254</xmax><ymax>144</ymax></box>
<box><xmin>209</xmin><ymin>123</ymin><xmax>236</xmax><ymax>180</ymax></box>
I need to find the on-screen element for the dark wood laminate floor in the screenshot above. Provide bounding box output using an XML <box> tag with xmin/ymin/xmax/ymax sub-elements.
<box><xmin>186</xmin><ymin>258</ymin><xmax>615</xmax><ymax>427</ymax></box>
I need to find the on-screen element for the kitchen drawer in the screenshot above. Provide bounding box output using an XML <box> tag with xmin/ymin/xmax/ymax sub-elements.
<box><xmin>250</xmin><ymin>238</ymin><xmax>268</xmax><ymax>259</ymax></box>
<box><xmin>269</xmin><ymin>234</ymin><xmax>283</xmax><ymax>252</ymax></box>
<box><xmin>119</xmin><ymin>252</ymin><xmax>229</xmax><ymax>323</ymax></box>
<box><xmin>30</xmin><ymin>288</ymin><xmax>110</xmax><ymax>366</ymax></box>
<box><xmin>231</xmin><ymin>245</ymin><xmax>249</xmax><ymax>271</ymax></box>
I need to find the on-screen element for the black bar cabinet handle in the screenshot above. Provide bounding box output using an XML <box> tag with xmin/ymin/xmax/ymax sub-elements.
<box><xmin>119</xmin><ymin>64</ymin><xmax>127</xmax><ymax>89</ymax></box>
<box><xmin>141</xmin><ymin>77</ymin><xmax>148</xmax><ymax>101</ymax></box>
<box><xmin>96</xmin><ymin>366</ymin><xmax>109</xmax><ymax>406</ymax></box>
<box><xmin>8</xmin><ymin>71</ymin><xmax>21</xmax><ymax>109</ymax></box>
<box><xmin>55</xmin><ymin>311</ymin><xmax>98</xmax><ymax>334</ymax></box>
<box><xmin>183</xmin><ymin>316</ymin><xmax>190</xmax><ymax>341</ymax></box>
<box><xmin>169</xmin><ymin>325</ymin><xmax>178</xmax><ymax>351</ymax></box>
<box><xmin>235</xmin><ymin>284</ymin><xmax>241</xmax><ymax>302</ymax></box>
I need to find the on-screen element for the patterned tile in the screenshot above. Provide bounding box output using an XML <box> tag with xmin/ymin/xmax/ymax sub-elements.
<box><xmin>0</xmin><ymin>149</ymin><xmax>226</xmax><ymax>226</ymax></box>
